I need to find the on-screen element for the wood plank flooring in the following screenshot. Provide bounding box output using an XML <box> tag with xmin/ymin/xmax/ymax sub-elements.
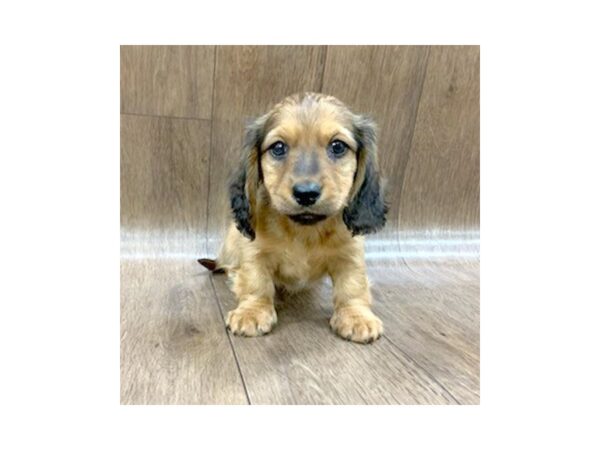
<box><xmin>120</xmin><ymin>259</ymin><xmax>248</xmax><ymax>404</ymax></box>
<box><xmin>120</xmin><ymin>253</ymin><xmax>479</xmax><ymax>404</ymax></box>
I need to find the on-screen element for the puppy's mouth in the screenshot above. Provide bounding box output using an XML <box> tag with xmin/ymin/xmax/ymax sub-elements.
<box><xmin>288</xmin><ymin>213</ymin><xmax>327</xmax><ymax>225</ymax></box>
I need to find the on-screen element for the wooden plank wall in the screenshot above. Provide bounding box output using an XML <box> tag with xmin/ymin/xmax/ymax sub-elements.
<box><xmin>120</xmin><ymin>45</ymin><xmax>480</xmax><ymax>255</ymax></box>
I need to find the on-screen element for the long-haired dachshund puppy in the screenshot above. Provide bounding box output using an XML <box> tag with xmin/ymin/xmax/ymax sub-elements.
<box><xmin>200</xmin><ymin>93</ymin><xmax>387</xmax><ymax>343</ymax></box>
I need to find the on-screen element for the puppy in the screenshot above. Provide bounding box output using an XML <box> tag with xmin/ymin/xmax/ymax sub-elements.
<box><xmin>201</xmin><ymin>93</ymin><xmax>387</xmax><ymax>343</ymax></box>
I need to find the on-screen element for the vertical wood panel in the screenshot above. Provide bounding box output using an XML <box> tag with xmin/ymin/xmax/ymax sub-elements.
<box><xmin>321</xmin><ymin>46</ymin><xmax>431</xmax><ymax>234</ymax></box>
<box><xmin>120</xmin><ymin>46</ymin><xmax>215</xmax><ymax>119</ymax></box>
<box><xmin>398</xmin><ymin>46</ymin><xmax>480</xmax><ymax>233</ymax></box>
<box><xmin>206</xmin><ymin>46</ymin><xmax>326</xmax><ymax>252</ymax></box>
<box><xmin>120</xmin><ymin>115</ymin><xmax>211</xmax><ymax>255</ymax></box>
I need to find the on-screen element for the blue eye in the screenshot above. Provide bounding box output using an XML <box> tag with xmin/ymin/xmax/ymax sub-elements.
<box><xmin>269</xmin><ymin>141</ymin><xmax>288</xmax><ymax>159</ymax></box>
<box><xmin>328</xmin><ymin>140</ymin><xmax>348</xmax><ymax>158</ymax></box>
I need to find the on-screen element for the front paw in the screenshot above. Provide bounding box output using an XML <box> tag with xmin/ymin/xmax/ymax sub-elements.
<box><xmin>226</xmin><ymin>304</ymin><xmax>277</xmax><ymax>337</ymax></box>
<box><xmin>330</xmin><ymin>306</ymin><xmax>383</xmax><ymax>344</ymax></box>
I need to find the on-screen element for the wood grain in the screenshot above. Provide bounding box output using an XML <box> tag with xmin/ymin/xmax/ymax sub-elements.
<box><xmin>120</xmin><ymin>252</ymin><xmax>478</xmax><ymax>404</ymax></box>
<box><xmin>322</xmin><ymin>46</ymin><xmax>430</xmax><ymax>234</ymax></box>
<box><xmin>398</xmin><ymin>46</ymin><xmax>480</xmax><ymax>232</ymax></box>
<box><xmin>369</xmin><ymin>262</ymin><xmax>480</xmax><ymax>403</ymax></box>
<box><xmin>206</xmin><ymin>46</ymin><xmax>326</xmax><ymax>253</ymax></box>
<box><xmin>120</xmin><ymin>114</ymin><xmax>210</xmax><ymax>256</ymax></box>
<box><xmin>120</xmin><ymin>46</ymin><xmax>215</xmax><ymax>119</ymax></box>
<box><xmin>120</xmin><ymin>260</ymin><xmax>248</xmax><ymax>404</ymax></box>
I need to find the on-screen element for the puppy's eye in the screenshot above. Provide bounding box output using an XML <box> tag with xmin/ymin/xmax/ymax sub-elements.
<box><xmin>328</xmin><ymin>140</ymin><xmax>349</xmax><ymax>158</ymax></box>
<box><xmin>269</xmin><ymin>141</ymin><xmax>288</xmax><ymax>159</ymax></box>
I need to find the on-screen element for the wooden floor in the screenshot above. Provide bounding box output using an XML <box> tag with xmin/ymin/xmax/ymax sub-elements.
<box><xmin>120</xmin><ymin>249</ymin><xmax>479</xmax><ymax>405</ymax></box>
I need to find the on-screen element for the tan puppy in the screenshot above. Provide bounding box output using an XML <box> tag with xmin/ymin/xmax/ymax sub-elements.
<box><xmin>205</xmin><ymin>93</ymin><xmax>387</xmax><ymax>343</ymax></box>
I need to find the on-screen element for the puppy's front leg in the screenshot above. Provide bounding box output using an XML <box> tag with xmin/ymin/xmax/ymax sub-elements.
<box><xmin>329</xmin><ymin>259</ymin><xmax>383</xmax><ymax>344</ymax></box>
<box><xmin>226</xmin><ymin>262</ymin><xmax>277</xmax><ymax>337</ymax></box>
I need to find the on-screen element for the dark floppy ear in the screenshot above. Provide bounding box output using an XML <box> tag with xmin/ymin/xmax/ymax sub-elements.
<box><xmin>229</xmin><ymin>116</ymin><xmax>267</xmax><ymax>240</ymax></box>
<box><xmin>343</xmin><ymin>115</ymin><xmax>388</xmax><ymax>236</ymax></box>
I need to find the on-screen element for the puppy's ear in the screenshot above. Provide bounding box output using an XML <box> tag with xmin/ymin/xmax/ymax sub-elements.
<box><xmin>229</xmin><ymin>115</ymin><xmax>267</xmax><ymax>240</ymax></box>
<box><xmin>343</xmin><ymin>115</ymin><xmax>388</xmax><ymax>235</ymax></box>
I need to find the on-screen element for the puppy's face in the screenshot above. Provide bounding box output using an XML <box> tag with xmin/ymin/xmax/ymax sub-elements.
<box><xmin>260</xmin><ymin>96</ymin><xmax>359</xmax><ymax>225</ymax></box>
<box><xmin>230</xmin><ymin>93</ymin><xmax>386</xmax><ymax>239</ymax></box>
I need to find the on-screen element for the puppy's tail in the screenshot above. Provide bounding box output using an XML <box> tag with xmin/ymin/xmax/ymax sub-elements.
<box><xmin>197</xmin><ymin>258</ymin><xmax>226</xmax><ymax>274</ymax></box>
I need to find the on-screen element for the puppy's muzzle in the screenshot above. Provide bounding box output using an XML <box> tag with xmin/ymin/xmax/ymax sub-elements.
<box><xmin>292</xmin><ymin>182</ymin><xmax>321</xmax><ymax>206</ymax></box>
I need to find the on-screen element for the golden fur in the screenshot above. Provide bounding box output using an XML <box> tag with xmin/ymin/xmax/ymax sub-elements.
<box><xmin>215</xmin><ymin>93</ymin><xmax>387</xmax><ymax>343</ymax></box>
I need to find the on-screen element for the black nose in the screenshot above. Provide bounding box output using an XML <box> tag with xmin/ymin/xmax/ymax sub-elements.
<box><xmin>293</xmin><ymin>182</ymin><xmax>321</xmax><ymax>206</ymax></box>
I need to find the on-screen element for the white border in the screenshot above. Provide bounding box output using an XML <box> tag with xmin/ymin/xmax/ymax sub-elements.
<box><xmin>1</xmin><ymin>1</ymin><xmax>599</xmax><ymax>449</ymax></box>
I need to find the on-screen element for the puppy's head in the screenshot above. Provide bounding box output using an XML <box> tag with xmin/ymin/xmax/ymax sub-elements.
<box><xmin>230</xmin><ymin>93</ymin><xmax>387</xmax><ymax>239</ymax></box>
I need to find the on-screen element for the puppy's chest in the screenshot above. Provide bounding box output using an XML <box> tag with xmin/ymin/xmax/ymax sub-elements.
<box><xmin>269</xmin><ymin>244</ymin><xmax>330</xmax><ymax>290</ymax></box>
